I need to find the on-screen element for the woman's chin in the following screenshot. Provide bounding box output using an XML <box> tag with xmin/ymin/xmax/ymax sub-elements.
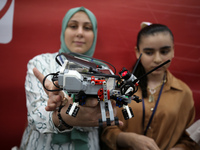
<box><xmin>70</xmin><ymin>48</ymin><xmax>87</xmax><ymax>54</ymax></box>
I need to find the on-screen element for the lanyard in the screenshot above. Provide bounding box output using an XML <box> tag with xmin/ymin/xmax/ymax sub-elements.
<box><xmin>142</xmin><ymin>81</ymin><xmax>165</xmax><ymax>135</ymax></box>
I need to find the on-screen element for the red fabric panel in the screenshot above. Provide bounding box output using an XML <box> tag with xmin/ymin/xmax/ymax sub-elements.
<box><xmin>0</xmin><ymin>0</ymin><xmax>199</xmax><ymax>149</ymax></box>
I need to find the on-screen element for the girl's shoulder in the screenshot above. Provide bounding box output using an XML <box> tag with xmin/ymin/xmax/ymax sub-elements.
<box><xmin>167</xmin><ymin>70</ymin><xmax>192</xmax><ymax>95</ymax></box>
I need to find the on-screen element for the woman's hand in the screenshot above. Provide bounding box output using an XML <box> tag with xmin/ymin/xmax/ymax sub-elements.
<box><xmin>57</xmin><ymin>97</ymin><xmax>123</xmax><ymax>127</ymax></box>
<box><xmin>33</xmin><ymin>67</ymin><xmax>123</xmax><ymax>127</ymax></box>
<box><xmin>117</xmin><ymin>132</ymin><xmax>160</xmax><ymax>150</ymax></box>
<box><xmin>60</xmin><ymin>97</ymin><xmax>102</xmax><ymax>127</ymax></box>
<box><xmin>33</xmin><ymin>67</ymin><xmax>64</xmax><ymax>111</ymax></box>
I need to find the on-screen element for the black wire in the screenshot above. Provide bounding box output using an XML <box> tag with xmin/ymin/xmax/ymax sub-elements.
<box><xmin>134</xmin><ymin>59</ymin><xmax>171</xmax><ymax>83</ymax></box>
<box><xmin>53</xmin><ymin>81</ymin><xmax>60</xmax><ymax>89</ymax></box>
<box><xmin>42</xmin><ymin>72</ymin><xmax>63</xmax><ymax>92</ymax></box>
<box><xmin>68</xmin><ymin>52</ymin><xmax>117</xmax><ymax>74</ymax></box>
<box><xmin>55</xmin><ymin>53</ymin><xmax>63</xmax><ymax>66</ymax></box>
<box><xmin>81</xmin><ymin>72</ymin><xmax>120</xmax><ymax>79</ymax></box>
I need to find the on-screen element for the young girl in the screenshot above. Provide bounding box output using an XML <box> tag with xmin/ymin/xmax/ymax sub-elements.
<box><xmin>101</xmin><ymin>24</ymin><xmax>197</xmax><ymax>150</ymax></box>
<box><xmin>20</xmin><ymin>7</ymin><xmax>102</xmax><ymax>150</ymax></box>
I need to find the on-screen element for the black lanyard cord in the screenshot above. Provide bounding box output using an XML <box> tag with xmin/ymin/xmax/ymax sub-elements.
<box><xmin>142</xmin><ymin>81</ymin><xmax>165</xmax><ymax>135</ymax></box>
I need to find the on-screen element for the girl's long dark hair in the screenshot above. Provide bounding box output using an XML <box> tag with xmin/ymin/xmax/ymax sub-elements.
<box><xmin>133</xmin><ymin>61</ymin><xmax>148</xmax><ymax>98</ymax></box>
<box><xmin>133</xmin><ymin>24</ymin><xmax>173</xmax><ymax>98</ymax></box>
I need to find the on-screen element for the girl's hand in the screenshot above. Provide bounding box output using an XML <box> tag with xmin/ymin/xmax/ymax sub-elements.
<box><xmin>117</xmin><ymin>132</ymin><xmax>160</xmax><ymax>150</ymax></box>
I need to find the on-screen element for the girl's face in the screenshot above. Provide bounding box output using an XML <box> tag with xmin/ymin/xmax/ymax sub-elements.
<box><xmin>64</xmin><ymin>11</ymin><xmax>94</xmax><ymax>54</ymax></box>
<box><xmin>136</xmin><ymin>32</ymin><xmax>174</xmax><ymax>76</ymax></box>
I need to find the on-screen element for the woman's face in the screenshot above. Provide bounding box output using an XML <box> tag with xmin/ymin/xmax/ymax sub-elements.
<box><xmin>64</xmin><ymin>11</ymin><xmax>94</xmax><ymax>54</ymax></box>
<box><xmin>136</xmin><ymin>32</ymin><xmax>174</xmax><ymax>76</ymax></box>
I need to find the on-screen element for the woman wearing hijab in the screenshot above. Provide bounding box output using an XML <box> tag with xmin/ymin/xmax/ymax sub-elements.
<box><xmin>20</xmin><ymin>7</ymin><xmax>102</xmax><ymax>150</ymax></box>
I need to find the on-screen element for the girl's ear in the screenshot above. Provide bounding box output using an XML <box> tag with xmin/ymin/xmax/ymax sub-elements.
<box><xmin>135</xmin><ymin>46</ymin><xmax>140</xmax><ymax>59</ymax></box>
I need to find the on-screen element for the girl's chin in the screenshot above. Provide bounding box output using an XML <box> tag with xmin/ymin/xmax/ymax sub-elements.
<box><xmin>149</xmin><ymin>69</ymin><xmax>165</xmax><ymax>75</ymax></box>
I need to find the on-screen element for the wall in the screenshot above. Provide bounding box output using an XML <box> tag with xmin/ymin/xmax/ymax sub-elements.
<box><xmin>0</xmin><ymin>0</ymin><xmax>199</xmax><ymax>149</ymax></box>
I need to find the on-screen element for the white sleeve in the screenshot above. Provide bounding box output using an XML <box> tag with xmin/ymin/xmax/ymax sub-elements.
<box><xmin>25</xmin><ymin>53</ymin><xmax>60</xmax><ymax>134</ymax></box>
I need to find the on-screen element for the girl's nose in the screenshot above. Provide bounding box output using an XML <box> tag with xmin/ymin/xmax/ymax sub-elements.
<box><xmin>154</xmin><ymin>52</ymin><xmax>162</xmax><ymax>64</ymax></box>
